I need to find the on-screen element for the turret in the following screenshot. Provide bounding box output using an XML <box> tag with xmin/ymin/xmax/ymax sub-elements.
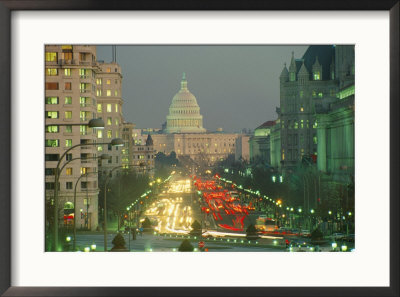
<box><xmin>312</xmin><ymin>56</ymin><xmax>322</xmax><ymax>80</ymax></box>
<box><xmin>280</xmin><ymin>63</ymin><xmax>289</xmax><ymax>83</ymax></box>
<box><xmin>297</xmin><ymin>61</ymin><xmax>309</xmax><ymax>85</ymax></box>
<box><xmin>288</xmin><ymin>51</ymin><xmax>297</xmax><ymax>82</ymax></box>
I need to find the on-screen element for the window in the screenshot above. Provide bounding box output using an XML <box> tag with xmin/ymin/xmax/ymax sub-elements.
<box><xmin>313</xmin><ymin>72</ymin><xmax>321</xmax><ymax>80</ymax></box>
<box><xmin>64</xmin><ymin>52</ymin><xmax>72</xmax><ymax>61</ymax></box>
<box><xmin>97</xmin><ymin>146</ymin><xmax>103</xmax><ymax>152</ymax></box>
<box><xmin>81</xmin><ymin>181</ymin><xmax>87</xmax><ymax>189</ymax></box>
<box><xmin>115</xmin><ymin>118</ymin><xmax>119</xmax><ymax>126</ymax></box>
<box><xmin>65</xmin><ymin>125</ymin><xmax>72</xmax><ymax>133</ymax></box>
<box><xmin>79</xmin><ymin>69</ymin><xmax>88</xmax><ymax>78</ymax></box>
<box><xmin>115</xmin><ymin>130</ymin><xmax>119</xmax><ymax>138</ymax></box>
<box><xmin>45</xmin><ymin>182</ymin><xmax>55</xmax><ymax>190</ymax></box>
<box><xmin>97</xmin><ymin>104</ymin><xmax>102</xmax><ymax>112</ymax></box>
<box><xmin>45</xmin><ymin>82</ymin><xmax>58</xmax><ymax>90</ymax></box>
<box><xmin>318</xmin><ymin>92</ymin><xmax>323</xmax><ymax>98</ymax></box>
<box><xmin>106</xmin><ymin>67</ymin><xmax>111</xmax><ymax>73</ymax></box>
<box><xmin>300</xmin><ymin>106</ymin><xmax>304</xmax><ymax>112</ymax></box>
<box><xmin>107</xmin><ymin>130</ymin><xmax>112</xmax><ymax>139</ymax></box>
<box><xmin>65</xmin><ymin>111</ymin><xmax>72</xmax><ymax>119</ymax></box>
<box><xmin>45</xmin><ymin>97</ymin><xmax>58</xmax><ymax>104</ymax></box>
<box><xmin>313</xmin><ymin>136</ymin><xmax>318</xmax><ymax>144</ymax></box>
<box><xmin>96</xmin><ymin>89</ymin><xmax>102</xmax><ymax>96</ymax></box>
<box><xmin>80</xmin><ymin>83</ymin><xmax>88</xmax><ymax>92</ymax></box>
<box><xmin>106</xmin><ymin>90</ymin><xmax>111</xmax><ymax>97</ymax></box>
<box><xmin>294</xmin><ymin>121</ymin><xmax>298</xmax><ymax>129</ymax></box>
<box><xmin>64</xmin><ymin>82</ymin><xmax>72</xmax><ymax>90</ymax></box>
<box><xmin>115</xmin><ymin>104</ymin><xmax>118</xmax><ymax>112</ymax></box>
<box><xmin>107</xmin><ymin>117</ymin><xmax>112</xmax><ymax>126</ymax></box>
<box><xmin>46</xmin><ymin>111</ymin><xmax>58</xmax><ymax>119</ymax></box>
<box><xmin>66</xmin><ymin>182</ymin><xmax>73</xmax><ymax>190</ymax></box>
<box><xmin>108</xmin><ymin>144</ymin><xmax>112</xmax><ymax>151</ymax></box>
<box><xmin>46</xmin><ymin>68</ymin><xmax>58</xmax><ymax>76</ymax></box>
<box><xmin>45</xmin><ymin>139</ymin><xmax>59</xmax><ymax>147</ymax></box>
<box><xmin>64</xmin><ymin>68</ymin><xmax>71</xmax><ymax>76</ymax></box>
<box><xmin>301</xmin><ymin>120</ymin><xmax>304</xmax><ymax>128</ymax></box>
<box><xmin>45</xmin><ymin>52</ymin><xmax>57</xmax><ymax>62</ymax></box>
<box><xmin>64</xmin><ymin>97</ymin><xmax>72</xmax><ymax>104</ymax></box>
<box><xmin>106</xmin><ymin>79</ymin><xmax>111</xmax><ymax>85</ymax></box>
<box><xmin>80</xmin><ymin>167</ymin><xmax>88</xmax><ymax>175</ymax></box>
<box><xmin>115</xmin><ymin>90</ymin><xmax>118</xmax><ymax>96</ymax></box>
<box><xmin>80</xmin><ymin>125</ymin><xmax>88</xmax><ymax>135</ymax></box>
<box><xmin>107</xmin><ymin>104</ymin><xmax>112</xmax><ymax>112</ymax></box>
<box><xmin>299</xmin><ymin>90</ymin><xmax>304</xmax><ymax>98</ymax></box>
<box><xmin>96</xmin><ymin>78</ymin><xmax>102</xmax><ymax>85</ymax></box>
<box><xmin>45</xmin><ymin>168</ymin><xmax>55</xmax><ymax>176</ymax></box>
<box><xmin>97</xmin><ymin>130</ymin><xmax>103</xmax><ymax>139</ymax></box>
<box><xmin>66</xmin><ymin>168</ymin><xmax>73</xmax><ymax>175</ymax></box>
<box><xmin>80</xmin><ymin>97</ymin><xmax>88</xmax><ymax>107</ymax></box>
<box><xmin>289</xmin><ymin>72</ymin><xmax>295</xmax><ymax>82</ymax></box>
<box><xmin>45</xmin><ymin>154</ymin><xmax>59</xmax><ymax>161</ymax></box>
<box><xmin>65</xmin><ymin>139</ymin><xmax>72</xmax><ymax>147</ymax></box>
<box><xmin>46</xmin><ymin>125</ymin><xmax>59</xmax><ymax>133</ymax></box>
<box><xmin>66</xmin><ymin>154</ymin><xmax>72</xmax><ymax>161</ymax></box>
<box><xmin>312</xmin><ymin>90</ymin><xmax>317</xmax><ymax>98</ymax></box>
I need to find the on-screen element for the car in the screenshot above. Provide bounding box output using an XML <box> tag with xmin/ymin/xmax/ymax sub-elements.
<box><xmin>300</xmin><ymin>230</ymin><xmax>311</xmax><ymax>237</ymax></box>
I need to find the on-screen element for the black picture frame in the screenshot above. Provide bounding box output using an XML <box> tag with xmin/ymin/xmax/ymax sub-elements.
<box><xmin>0</xmin><ymin>1</ymin><xmax>399</xmax><ymax>296</ymax></box>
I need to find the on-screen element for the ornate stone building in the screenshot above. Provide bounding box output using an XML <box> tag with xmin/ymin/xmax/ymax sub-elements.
<box><xmin>152</xmin><ymin>73</ymin><xmax>240</xmax><ymax>166</ymax></box>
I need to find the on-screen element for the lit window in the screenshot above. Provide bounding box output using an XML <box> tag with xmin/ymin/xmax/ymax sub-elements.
<box><xmin>96</xmin><ymin>89</ymin><xmax>102</xmax><ymax>96</ymax></box>
<box><xmin>80</xmin><ymin>125</ymin><xmax>87</xmax><ymax>135</ymax></box>
<box><xmin>79</xmin><ymin>69</ymin><xmax>87</xmax><ymax>78</ymax></box>
<box><xmin>80</xmin><ymin>167</ymin><xmax>88</xmax><ymax>175</ymax></box>
<box><xmin>66</xmin><ymin>168</ymin><xmax>73</xmax><ymax>175</ymax></box>
<box><xmin>97</xmin><ymin>104</ymin><xmax>102</xmax><ymax>112</ymax></box>
<box><xmin>106</xmin><ymin>79</ymin><xmax>111</xmax><ymax>85</ymax></box>
<box><xmin>64</xmin><ymin>97</ymin><xmax>72</xmax><ymax>104</ymax></box>
<box><xmin>65</xmin><ymin>139</ymin><xmax>72</xmax><ymax>147</ymax></box>
<box><xmin>65</xmin><ymin>82</ymin><xmax>72</xmax><ymax>90</ymax></box>
<box><xmin>313</xmin><ymin>72</ymin><xmax>320</xmax><ymax>80</ymax></box>
<box><xmin>45</xmin><ymin>111</ymin><xmax>58</xmax><ymax>119</ymax></box>
<box><xmin>96</xmin><ymin>78</ymin><xmax>102</xmax><ymax>85</ymax></box>
<box><xmin>294</xmin><ymin>122</ymin><xmax>298</xmax><ymax>129</ymax></box>
<box><xmin>313</xmin><ymin>136</ymin><xmax>318</xmax><ymax>144</ymax></box>
<box><xmin>299</xmin><ymin>90</ymin><xmax>304</xmax><ymax>98</ymax></box>
<box><xmin>45</xmin><ymin>82</ymin><xmax>58</xmax><ymax>90</ymax></box>
<box><xmin>107</xmin><ymin>117</ymin><xmax>112</xmax><ymax>125</ymax></box>
<box><xmin>115</xmin><ymin>130</ymin><xmax>119</xmax><ymax>138</ymax></box>
<box><xmin>45</xmin><ymin>97</ymin><xmax>58</xmax><ymax>104</ymax></box>
<box><xmin>97</xmin><ymin>146</ymin><xmax>103</xmax><ymax>152</ymax></box>
<box><xmin>106</xmin><ymin>68</ymin><xmax>111</xmax><ymax>73</ymax></box>
<box><xmin>115</xmin><ymin>104</ymin><xmax>118</xmax><ymax>112</ymax></box>
<box><xmin>301</xmin><ymin>120</ymin><xmax>304</xmax><ymax>128</ymax></box>
<box><xmin>97</xmin><ymin>130</ymin><xmax>103</xmax><ymax>139</ymax></box>
<box><xmin>115</xmin><ymin>118</ymin><xmax>119</xmax><ymax>126</ymax></box>
<box><xmin>64</xmin><ymin>68</ymin><xmax>71</xmax><ymax>76</ymax></box>
<box><xmin>46</xmin><ymin>125</ymin><xmax>59</xmax><ymax>133</ymax></box>
<box><xmin>107</xmin><ymin>130</ymin><xmax>112</xmax><ymax>139</ymax></box>
<box><xmin>45</xmin><ymin>139</ymin><xmax>59</xmax><ymax>147</ymax></box>
<box><xmin>106</xmin><ymin>90</ymin><xmax>111</xmax><ymax>96</ymax></box>
<box><xmin>300</xmin><ymin>106</ymin><xmax>304</xmax><ymax>112</ymax></box>
<box><xmin>318</xmin><ymin>92</ymin><xmax>323</xmax><ymax>98</ymax></box>
<box><xmin>46</xmin><ymin>68</ymin><xmax>58</xmax><ymax>76</ymax></box>
<box><xmin>107</xmin><ymin>104</ymin><xmax>112</xmax><ymax>112</ymax></box>
<box><xmin>115</xmin><ymin>90</ymin><xmax>118</xmax><ymax>96</ymax></box>
<box><xmin>312</xmin><ymin>90</ymin><xmax>317</xmax><ymax>98</ymax></box>
<box><xmin>65</xmin><ymin>111</ymin><xmax>72</xmax><ymax>119</ymax></box>
<box><xmin>65</xmin><ymin>125</ymin><xmax>72</xmax><ymax>133</ymax></box>
<box><xmin>45</xmin><ymin>52</ymin><xmax>57</xmax><ymax>62</ymax></box>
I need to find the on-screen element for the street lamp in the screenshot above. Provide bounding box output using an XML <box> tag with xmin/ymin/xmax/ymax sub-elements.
<box><xmin>51</xmin><ymin>129</ymin><xmax>123</xmax><ymax>251</ymax></box>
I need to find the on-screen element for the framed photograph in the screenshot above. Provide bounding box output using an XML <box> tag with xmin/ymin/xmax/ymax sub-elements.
<box><xmin>0</xmin><ymin>1</ymin><xmax>398</xmax><ymax>296</ymax></box>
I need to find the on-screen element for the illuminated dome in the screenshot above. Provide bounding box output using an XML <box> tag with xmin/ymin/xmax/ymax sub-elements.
<box><xmin>165</xmin><ymin>73</ymin><xmax>206</xmax><ymax>134</ymax></box>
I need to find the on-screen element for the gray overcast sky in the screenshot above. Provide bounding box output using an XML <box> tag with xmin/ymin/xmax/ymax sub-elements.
<box><xmin>97</xmin><ymin>45</ymin><xmax>307</xmax><ymax>133</ymax></box>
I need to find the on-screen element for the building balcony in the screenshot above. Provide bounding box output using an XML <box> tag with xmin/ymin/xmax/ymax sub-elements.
<box><xmin>58</xmin><ymin>59</ymin><xmax>77</xmax><ymax>65</ymax></box>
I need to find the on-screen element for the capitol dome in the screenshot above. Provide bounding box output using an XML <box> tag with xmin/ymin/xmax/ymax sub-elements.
<box><xmin>165</xmin><ymin>73</ymin><xmax>206</xmax><ymax>134</ymax></box>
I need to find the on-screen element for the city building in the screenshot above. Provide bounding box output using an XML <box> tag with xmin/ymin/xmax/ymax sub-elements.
<box><xmin>235</xmin><ymin>135</ymin><xmax>250</xmax><ymax>163</ymax></box>
<box><xmin>249</xmin><ymin>121</ymin><xmax>275</xmax><ymax>165</ymax></box>
<box><xmin>95</xmin><ymin>62</ymin><xmax>124</xmax><ymax>173</ymax></box>
<box><xmin>278</xmin><ymin>45</ymin><xmax>355</xmax><ymax>169</ymax></box>
<box><xmin>45</xmin><ymin>45</ymin><xmax>100</xmax><ymax>230</ymax></box>
<box><xmin>121</xmin><ymin>121</ymin><xmax>136</xmax><ymax>168</ymax></box>
<box><xmin>151</xmin><ymin>73</ymin><xmax>240</xmax><ymax>167</ymax></box>
<box><xmin>131</xmin><ymin>134</ymin><xmax>155</xmax><ymax>177</ymax></box>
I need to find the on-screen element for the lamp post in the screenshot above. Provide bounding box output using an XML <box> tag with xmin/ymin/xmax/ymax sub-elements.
<box><xmin>72</xmin><ymin>154</ymin><xmax>111</xmax><ymax>251</ymax></box>
<box><xmin>51</xmin><ymin>122</ymin><xmax>123</xmax><ymax>251</ymax></box>
<box><xmin>103</xmin><ymin>163</ymin><xmax>142</xmax><ymax>252</ymax></box>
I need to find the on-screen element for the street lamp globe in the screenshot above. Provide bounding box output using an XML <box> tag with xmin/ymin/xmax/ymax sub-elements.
<box><xmin>111</xmin><ymin>138</ymin><xmax>124</xmax><ymax>146</ymax></box>
<box><xmin>88</xmin><ymin>118</ymin><xmax>105</xmax><ymax>129</ymax></box>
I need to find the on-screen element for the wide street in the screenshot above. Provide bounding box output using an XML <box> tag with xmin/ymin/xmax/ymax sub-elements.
<box><xmin>71</xmin><ymin>173</ymin><xmax>352</xmax><ymax>252</ymax></box>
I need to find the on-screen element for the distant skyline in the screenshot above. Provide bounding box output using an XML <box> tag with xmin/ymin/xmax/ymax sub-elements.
<box><xmin>97</xmin><ymin>45</ymin><xmax>308</xmax><ymax>133</ymax></box>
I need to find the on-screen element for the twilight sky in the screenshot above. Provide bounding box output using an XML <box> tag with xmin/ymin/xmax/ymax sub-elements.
<box><xmin>97</xmin><ymin>45</ymin><xmax>307</xmax><ymax>133</ymax></box>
